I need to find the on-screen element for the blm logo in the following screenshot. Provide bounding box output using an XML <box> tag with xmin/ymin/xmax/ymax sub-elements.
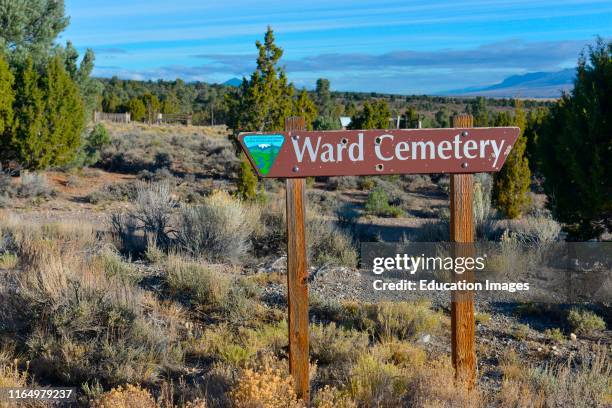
<box><xmin>243</xmin><ymin>134</ymin><xmax>285</xmax><ymax>175</ymax></box>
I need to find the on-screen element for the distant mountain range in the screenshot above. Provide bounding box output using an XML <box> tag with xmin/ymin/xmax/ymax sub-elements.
<box><xmin>223</xmin><ymin>77</ymin><xmax>243</xmax><ymax>87</ymax></box>
<box><xmin>441</xmin><ymin>69</ymin><xmax>575</xmax><ymax>98</ymax></box>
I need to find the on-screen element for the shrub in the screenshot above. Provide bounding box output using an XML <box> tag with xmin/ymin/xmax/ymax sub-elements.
<box><xmin>77</xmin><ymin>123</ymin><xmax>111</xmax><ymax>167</ymax></box>
<box><xmin>313</xmin><ymin>385</ymin><xmax>356</xmax><ymax>408</ymax></box>
<box><xmin>364</xmin><ymin>187</ymin><xmax>403</xmax><ymax>218</ymax></box>
<box><xmin>374</xmin><ymin>301</ymin><xmax>441</xmax><ymax>341</ymax></box>
<box><xmin>236</xmin><ymin>158</ymin><xmax>258</xmax><ymax>201</ymax></box>
<box><xmin>337</xmin><ymin>301</ymin><xmax>441</xmax><ymax>341</ymax></box>
<box><xmin>5</xmin><ymin>223</ymin><xmax>184</xmax><ymax>387</ymax></box>
<box><xmin>177</xmin><ymin>191</ymin><xmax>255</xmax><ymax>263</ymax></box>
<box><xmin>230</xmin><ymin>361</ymin><xmax>303</xmax><ymax>408</ymax></box>
<box><xmin>87</xmin><ymin>181</ymin><xmax>138</xmax><ymax>204</ymax></box>
<box><xmin>567</xmin><ymin>308</ymin><xmax>606</xmax><ymax>335</ymax></box>
<box><xmin>357</xmin><ymin>176</ymin><xmax>375</xmax><ymax>190</ymax></box>
<box><xmin>544</xmin><ymin>327</ymin><xmax>565</xmax><ymax>342</ymax></box>
<box><xmin>164</xmin><ymin>255</ymin><xmax>230</xmax><ymax>308</ymax></box>
<box><xmin>17</xmin><ymin>173</ymin><xmax>53</xmax><ymax>198</ymax></box>
<box><xmin>91</xmin><ymin>384</ymin><xmax>157</xmax><ymax>408</ymax></box>
<box><xmin>325</xmin><ymin>176</ymin><xmax>358</xmax><ymax>191</ymax></box>
<box><xmin>309</xmin><ymin>322</ymin><xmax>368</xmax><ymax>366</ymax></box>
<box><xmin>498</xmin><ymin>347</ymin><xmax>610</xmax><ymax>407</ymax></box>
<box><xmin>132</xmin><ymin>181</ymin><xmax>177</xmax><ymax>248</ymax></box>
<box><xmin>349</xmin><ymin>353</ymin><xmax>406</xmax><ymax>407</ymax></box>
<box><xmin>307</xmin><ymin>217</ymin><xmax>358</xmax><ymax>268</ymax></box>
<box><xmin>409</xmin><ymin>220</ymin><xmax>449</xmax><ymax>242</ymax></box>
<box><xmin>506</xmin><ymin>216</ymin><xmax>562</xmax><ymax>246</ymax></box>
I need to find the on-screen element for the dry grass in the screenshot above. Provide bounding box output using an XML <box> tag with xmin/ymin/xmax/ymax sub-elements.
<box><xmin>230</xmin><ymin>357</ymin><xmax>303</xmax><ymax>408</ymax></box>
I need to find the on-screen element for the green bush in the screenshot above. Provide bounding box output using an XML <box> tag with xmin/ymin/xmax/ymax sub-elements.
<box><xmin>164</xmin><ymin>255</ymin><xmax>231</xmax><ymax>308</ymax></box>
<box><xmin>567</xmin><ymin>308</ymin><xmax>606</xmax><ymax>335</ymax></box>
<box><xmin>364</xmin><ymin>187</ymin><xmax>403</xmax><ymax>218</ymax></box>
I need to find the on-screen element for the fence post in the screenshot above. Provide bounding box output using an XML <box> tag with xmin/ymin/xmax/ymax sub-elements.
<box><xmin>450</xmin><ymin>114</ymin><xmax>476</xmax><ymax>388</ymax></box>
<box><xmin>284</xmin><ymin>116</ymin><xmax>309</xmax><ymax>404</ymax></box>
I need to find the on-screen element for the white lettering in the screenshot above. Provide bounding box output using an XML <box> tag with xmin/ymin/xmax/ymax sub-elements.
<box><xmin>374</xmin><ymin>134</ymin><xmax>394</xmax><ymax>161</ymax></box>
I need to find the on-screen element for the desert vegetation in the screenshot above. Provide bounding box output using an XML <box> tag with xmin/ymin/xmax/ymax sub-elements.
<box><xmin>0</xmin><ymin>2</ymin><xmax>609</xmax><ymax>407</ymax></box>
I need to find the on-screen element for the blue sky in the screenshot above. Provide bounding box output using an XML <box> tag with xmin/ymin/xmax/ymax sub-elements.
<box><xmin>63</xmin><ymin>0</ymin><xmax>611</xmax><ymax>94</ymax></box>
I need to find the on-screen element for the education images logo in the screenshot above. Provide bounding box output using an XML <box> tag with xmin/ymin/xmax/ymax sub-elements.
<box><xmin>243</xmin><ymin>135</ymin><xmax>285</xmax><ymax>175</ymax></box>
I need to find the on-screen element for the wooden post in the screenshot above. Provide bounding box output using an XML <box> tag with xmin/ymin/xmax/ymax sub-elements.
<box><xmin>450</xmin><ymin>114</ymin><xmax>476</xmax><ymax>387</ymax></box>
<box><xmin>284</xmin><ymin>116</ymin><xmax>310</xmax><ymax>403</ymax></box>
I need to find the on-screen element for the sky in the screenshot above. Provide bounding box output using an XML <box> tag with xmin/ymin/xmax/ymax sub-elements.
<box><xmin>63</xmin><ymin>0</ymin><xmax>612</xmax><ymax>94</ymax></box>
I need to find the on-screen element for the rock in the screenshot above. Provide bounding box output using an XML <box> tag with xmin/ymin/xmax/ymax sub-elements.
<box><xmin>570</xmin><ymin>333</ymin><xmax>577</xmax><ymax>342</ymax></box>
<box><xmin>418</xmin><ymin>334</ymin><xmax>431</xmax><ymax>344</ymax></box>
<box><xmin>551</xmin><ymin>345</ymin><xmax>558</xmax><ymax>351</ymax></box>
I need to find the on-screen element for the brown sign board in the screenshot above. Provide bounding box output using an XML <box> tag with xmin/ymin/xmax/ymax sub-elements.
<box><xmin>239</xmin><ymin>127</ymin><xmax>520</xmax><ymax>178</ymax></box>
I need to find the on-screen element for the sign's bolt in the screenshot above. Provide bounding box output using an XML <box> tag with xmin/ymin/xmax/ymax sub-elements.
<box><xmin>292</xmin><ymin>135</ymin><xmax>299</xmax><ymax>140</ymax></box>
<box><xmin>376</xmin><ymin>164</ymin><xmax>384</xmax><ymax>171</ymax></box>
<box><xmin>292</xmin><ymin>166</ymin><xmax>299</xmax><ymax>172</ymax></box>
<box><xmin>461</xmin><ymin>162</ymin><xmax>468</xmax><ymax>168</ymax></box>
<box><xmin>341</xmin><ymin>138</ymin><xmax>348</xmax><ymax>145</ymax></box>
<box><xmin>461</xmin><ymin>131</ymin><xmax>469</xmax><ymax>137</ymax></box>
<box><xmin>375</xmin><ymin>137</ymin><xmax>382</xmax><ymax>145</ymax></box>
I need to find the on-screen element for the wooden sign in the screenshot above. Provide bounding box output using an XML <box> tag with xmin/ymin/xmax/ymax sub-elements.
<box><xmin>239</xmin><ymin>127</ymin><xmax>519</xmax><ymax>178</ymax></box>
<box><xmin>243</xmin><ymin>115</ymin><xmax>514</xmax><ymax>401</ymax></box>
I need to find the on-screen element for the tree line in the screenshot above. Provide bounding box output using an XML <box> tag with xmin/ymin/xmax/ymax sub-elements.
<box><xmin>226</xmin><ymin>29</ymin><xmax>610</xmax><ymax>240</ymax></box>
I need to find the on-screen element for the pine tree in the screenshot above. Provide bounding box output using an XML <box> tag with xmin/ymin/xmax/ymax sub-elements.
<box><xmin>0</xmin><ymin>0</ymin><xmax>69</xmax><ymax>63</ymax></box>
<box><xmin>538</xmin><ymin>38</ymin><xmax>611</xmax><ymax>239</ymax></box>
<box><xmin>492</xmin><ymin>101</ymin><xmax>531</xmax><ymax>218</ymax></box>
<box><xmin>0</xmin><ymin>53</ymin><xmax>14</xmax><ymax>155</ymax></box>
<box><xmin>293</xmin><ymin>88</ymin><xmax>317</xmax><ymax>130</ymax></box>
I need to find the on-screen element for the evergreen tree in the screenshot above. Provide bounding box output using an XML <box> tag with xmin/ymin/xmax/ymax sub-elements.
<box><xmin>161</xmin><ymin>91</ymin><xmax>180</xmax><ymax>114</ymax></box>
<box><xmin>10</xmin><ymin>57</ymin><xmax>45</xmax><ymax>167</ymax></box>
<box><xmin>538</xmin><ymin>38</ymin><xmax>611</xmax><ymax>239</ymax></box>
<box><xmin>142</xmin><ymin>92</ymin><xmax>161</xmax><ymax>124</ymax></box>
<box><xmin>127</xmin><ymin>98</ymin><xmax>146</xmax><ymax>122</ymax></box>
<box><xmin>492</xmin><ymin>101</ymin><xmax>531</xmax><ymax>218</ymax></box>
<box><xmin>314</xmin><ymin>78</ymin><xmax>333</xmax><ymax>117</ymax></box>
<box><xmin>226</xmin><ymin>27</ymin><xmax>309</xmax><ymax>200</ymax></box>
<box><xmin>350</xmin><ymin>100</ymin><xmax>390</xmax><ymax>129</ymax></box>
<box><xmin>293</xmin><ymin>88</ymin><xmax>317</xmax><ymax>130</ymax></box>
<box><xmin>523</xmin><ymin>107</ymin><xmax>548</xmax><ymax>166</ymax></box>
<box><xmin>467</xmin><ymin>96</ymin><xmax>490</xmax><ymax>126</ymax></box>
<box><xmin>435</xmin><ymin>107</ymin><xmax>450</xmax><ymax>128</ymax></box>
<box><xmin>405</xmin><ymin>107</ymin><xmax>419</xmax><ymax>128</ymax></box>
<box><xmin>37</xmin><ymin>55</ymin><xmax>84</xmax><ymax>167</ymax></box>
<box><xmin>0</xmin><ymin>53</ymin><xmax>14</xmax><ymax>152</ymax></box>
<box><xmin>0</xmin><ymin>0</ymin><xmax>69</xmax><ymax>63</ymax></box>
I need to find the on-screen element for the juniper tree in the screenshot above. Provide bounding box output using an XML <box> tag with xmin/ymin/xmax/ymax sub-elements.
<box><xmin>293</xmin><ymin>88</ymin><xmax>317</xmax><ymax>130</ymax></box>
<box><xmin>38</xmin><ymin>55</ymin><xmax>84</xmax><ymax>167</ymax></box>
<box><xmin>0</xmin><ymin>53</ymin><xmax>13</xmax><ymax>154</ymax></box>
<box><xmin>226</xmin><ymin>27</ymin><xmax>316</xmax><ymax>200</ymax></box>
<box><xmin>142</xmin><ymin>92</ymin><xmax>161</xmax><ymax>124</ymax></box>
<box><xmin>538</xmin><ymin>38</ymin><xmax>611</xmax><ymax>239</ymax></box>
<box><xmin>492</xmin><ymin>101</ymin><xmax>531</xmax><ymax>219</ymax></box>
<box><xmin>10</xmin><ymin>57</ymin><xmax>45</xmax><ymax>167</ymax></box>
<box><xmin>127</xmin><ymin>98</ymin><xmax>146</xmax><ymax>122</ymax></box>
<box><xmin>350</xmin><ymin>100</ymin><xmax>391</xmax><ymax>129</ymax></box>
